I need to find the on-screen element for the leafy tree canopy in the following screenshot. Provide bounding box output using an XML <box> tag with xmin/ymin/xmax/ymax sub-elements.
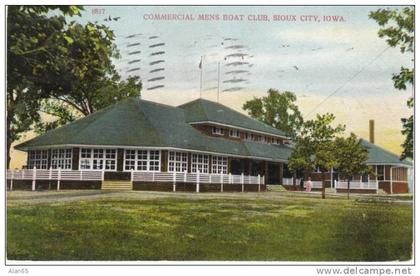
<box><xmin>335</xmin><ymin>133</ymin><xmax>370</xmax><ymax>180</ymax></box>
<box><xmin>288</xmin><ymin>113</ymin><xmax>345</xmax><ymax>199</ymax></box>
<box><xmin>334</xmin><ymin>133</ymin><xmax>371</xmax><ymax>199</ymax></box>
<box><xmin>369</xmin><ymin>7</ymin><xmax>414</xmax><ymax>160</ymax></box>
<box><xmin>7</xmin><ymin>5</ymin><xmax>142</xmax><ymax>168</ymax></box>
<box><xmin>243</xmin><ymin>89</ymin><xmax>304</xmax><ymax>138</ymax></box>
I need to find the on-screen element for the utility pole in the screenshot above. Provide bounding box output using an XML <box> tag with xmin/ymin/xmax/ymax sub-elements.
<box><xmin>217</xmin><ymin>62</ymin><xmax>220</xmax><ymax>103</ymax></box>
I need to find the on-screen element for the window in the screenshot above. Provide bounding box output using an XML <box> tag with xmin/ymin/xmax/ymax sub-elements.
<box><xmin>124</xmin><ymin>150</ymin><xmax>161</xmax><ymax>171</ymax></box>
<box><xmin>125</xmin><ymin>150</ymin><xmax>136</xmax><ymax>170</ymax></box>
<box><xmin>191</xmin><ymin>154</ymin><xmax>209</xmax><ymax>173</ymax></box>
<box><xmin>229</xmin><ymin>129</ymin><xmax>240</xmax><ymax>138</ymax></box>
<box><xmin>168</xmin><ymin>151</ymin><xmax>188</xmax><ymax>172</ymax></box>
<box><xmin>212</xmin><ymin>127</ymin><xmax>225</xmax><ymax>136</ymax></box>
<box><xmin>362</xmin><ymin>173</ymin><xmax>369</xmax><ymax>182</ymax></box>
<box><xmin>212</xmin><ymin>156</ymin><xmax>227</xmax><ymax>174</ymax></box>
<box><xmin>28</xmin><ymin>150</ymin><xmax>48</xmax><ymax>169</ymax></box>
<box><xmin>137</xmin><ymin>150</ymin><xmax>148</xmax><ymax>171</ymax></box>
<box><xmin>80</xmin><ymin>148</ymin><xmax>117</xmax><ymax>170</ymax></box>
<box><xmin>105</xmin><ymin>149</ymin><xmax>116</xmax><ymax>170</ymax></box>
<box><xmin>51</xmin><ymin>149</ymin><xmax>72</xmax><ymax>169</ymax></box>
<box><xmin>254</xmin><ymin>135</ymin><xmax>262</xmax><ymax>142</ymax></box>
<box><xmin>244</xmin><ymin>133</ymin><xmax>252</xmax><ymax>141</ymax></box>
<box><xmin>272</xmin><ymin>138</ymin><xmax>281</xmax><ymax>145</ymax></box>
<box><xmin>377</xmin><ymin>165</ymin><xmax>385</xmax><ymax>181</ymax></box>
<box><xmin>149</xmin><ymin>150</ymin><xmax>160</xmax><ymax>171</ymax></box>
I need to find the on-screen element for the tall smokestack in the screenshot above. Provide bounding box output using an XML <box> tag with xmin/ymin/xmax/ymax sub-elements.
<box><xmin>369</xmin><ymin>120</ymin><xmax>375</xmax><ymax>144</ymax></box>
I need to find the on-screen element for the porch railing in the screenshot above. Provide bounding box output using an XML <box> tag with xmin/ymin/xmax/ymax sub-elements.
<box><xmin>6</xmin><ymin>169</ymin><xmax>103</xmax><ymax>181</ymax></box>
<box><xmin>6</xmin><ymin>168</ymin><xmax>264</xmax><ymax>191</ymax></box>
<box><xmin>283</xmin><ymin>178</ymin><xmax>378</xmax><ymax>191</ymax></box>
<box><xmin>282</xmin><ymin>178</ymin><xmax>322</xmax><ymax>189</ymax></box>
<box><xmin>282</xmin><ymin>177</ymin><xmax>294</xmax><ymax>185</ymax></box>
<box><xmin>336</xmin><ymin>180</ymin><xmax>378</xmax><ymax>190</ymax></box>
<box><xmin>130</xmin><ymin>171</ymin><xmax>262</xmax><ymax>185</ymax></box>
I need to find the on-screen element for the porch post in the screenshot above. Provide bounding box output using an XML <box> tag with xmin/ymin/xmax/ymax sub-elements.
<box><xmin>220</xmin><ymin>171</ymin><xmax>223</xmax><ymax>192</ymax></box>
<box><xmin>49</xmin><ymin>167</ymin><xmax>52</xmax><ymax>181</ymax></box>
<box><xmin>32</xmin><ymin>167</ymin><xmax>37</xmax><ymax>191</ymax></box>
<box><xmin>390</xmin><ymin>167</ymin><xmax>393</xmax><ymax>194</ymax></box>
<box><xmin>258</xmin><ymin>174</ymin><xmax>261</xmax><ymax>192</ymax></box>
<box><xmin>196</xmin><ymin>170</ymin><xmax>200</xmax><ymax>193</ymax></box>
<box><xmin>172</xmin><ymin>172</ymin><xmax>176</xmax><ymax>192</ymax></box>
<box><xmin>264</xmin><ymin>161</ymin><xmax>269</xmax><ymax>181</ymax></box>
<box><xmin>330</xmin><ymin>168</ymin><xmax>333</xmax><ymax>188</ymax></box>
<box><xmin>241</xmin><ymin>172</ymin><xmax>244</xmax><ymax>192</ymax></box>
<box><xmin>10</xmin><ymin>171</ymin><xmax>14</xmax><ymax>191</ymax></box>
<box><xmin>57</xmin><ymin>167</ymin><xmax>61</xmax><ymax>191</ymax></box>
<box><xmin>279</xmin><ymin>163</ymin><xmax>283</xmax><ymax>185</ymax></box>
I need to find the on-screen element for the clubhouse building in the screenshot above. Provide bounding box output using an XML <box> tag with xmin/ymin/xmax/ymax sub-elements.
<box><xmin>7</xmin><ymin>98</ymin><xmax>412</xmax><ymax>193</ymax></box>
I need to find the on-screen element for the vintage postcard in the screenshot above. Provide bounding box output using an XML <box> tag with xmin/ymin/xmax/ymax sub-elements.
<box><xmin>4</xmin><ymin>3</ymin><xmax>414</xmax><ymax>272</ymax></box>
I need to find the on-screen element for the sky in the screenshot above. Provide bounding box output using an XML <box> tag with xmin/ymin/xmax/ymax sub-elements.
<box><xmin>9</xmin><ymin>5</ymin><xmax>414</xmax><ymax>169</ymax></box>
<box><xmin>76</xmin><ymin>6</ymin><xmax>413</xmax><ymax>100</ymax></box>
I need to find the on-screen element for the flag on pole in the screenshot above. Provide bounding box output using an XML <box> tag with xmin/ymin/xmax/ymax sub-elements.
<box><xmin>199</xmin><ymin>56</ymin><xmax>202</xmax><ymax>69</ymax></box>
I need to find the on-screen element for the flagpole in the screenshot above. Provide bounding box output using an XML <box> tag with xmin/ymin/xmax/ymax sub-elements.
<box><xmin>217</xmin><ymin>61</ymin><xmax>220</xmax><ymax>103</ymax></box>
<box><xmin>199</xmin><ymin>56</ymin><xmax>203</xmax><ymax>98</ymax></box>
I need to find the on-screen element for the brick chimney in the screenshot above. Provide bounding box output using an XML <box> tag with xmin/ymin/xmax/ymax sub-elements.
<box><xmin>369</xmin><ymin>120</ymin><xmax>375</xmax><ymax>144</ymax></box>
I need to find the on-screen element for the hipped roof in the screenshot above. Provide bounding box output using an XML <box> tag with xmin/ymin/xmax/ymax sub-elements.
<box><xmin>361</xmin><ymin>139</ymin><xmax>412</xmax><ymax>167</ymax></box>
<box><xmin>15</xmin><ymin>98</ymin><xmax>412</xmax><ymax>167</ymax></box>
<box><xmin>15</xmin><ymin>98</ymin><xmax>291</xmax><ymax>161</ymax></box>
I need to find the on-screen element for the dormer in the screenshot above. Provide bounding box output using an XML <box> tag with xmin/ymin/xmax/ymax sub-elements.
<box><xmin>178</xmin><ymin>98</ymin><xmax>290</xmax><ymax>145</ymax></box>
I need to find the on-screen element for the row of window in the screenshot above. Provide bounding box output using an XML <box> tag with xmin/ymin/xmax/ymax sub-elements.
<box><xmin>124</xmin><ymin>150</ymin><xmax>160</xmax><ymax>171</ymax></box>
<box><xmin>28</xmin><ymin>149</ymin><xmax>72</xmax><ymax>170</ymax></box>
<box><xmin>211</xmin><ymin>126</ymin><xmax>283</xmax><ymax>145</ymax></box>
<box><xmin>23</xmin><ymin>150</ymin><xmax>394</xmax><ymax>180</ymax></box>
<box><xmin>80</xmin><ymin>148</ymin><xmax>117</xmax><ymax>170</ymax></box>
<box><xmin>27</xmin><ymin>149</ymin><xmax>228</xmax><ymax>174</ymax></box>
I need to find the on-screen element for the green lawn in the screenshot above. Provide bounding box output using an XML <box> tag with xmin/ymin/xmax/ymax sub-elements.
<box><xmin>7</xmin><ymin>191</ymin><xmax>413</xmax><ymax>261</ymax></box>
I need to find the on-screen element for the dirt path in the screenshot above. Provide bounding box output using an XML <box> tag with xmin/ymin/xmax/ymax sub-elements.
<box><xmin>6</xmin><ymin>189</ymin><xmax>412</xmax><ymax>206</ymax></box>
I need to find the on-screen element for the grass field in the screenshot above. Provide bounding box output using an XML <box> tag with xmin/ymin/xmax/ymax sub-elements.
<box><xmin>6</xmin><ymin>190</ymin><xmax>413</xmax><ymax>261</ymax></box>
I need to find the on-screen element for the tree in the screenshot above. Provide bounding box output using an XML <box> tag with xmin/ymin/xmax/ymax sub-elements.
<box><xmin>335</xmin><ymin>133</ymin><xmax>370</xmax><ymax>199</ymax></box>
<box><xmin>7</xmin><ymin>6</ymin><xmax>83</xmax><ymax>168</ymax></box>
<box><xmin>35</xmin><ymin>75</ymin><xmax>142</xmax><ymax>133</ymax></box>
<box><xmin>369</xmin><ymin>7</ymin><xmax>414</xmax><ymax>160</ymax></box>
<box><xmin>7</xmin><ymin>6</ymin><xmax>142</xmax><ymax>168</ymax></box>
<box><xmin>288</xmin><ymin>113</ymin><xmax>345</xmax><ymax>199</ymax></box>
<box><xmin>243</xmin><ymin>89</ymin><xmax>304</xmax><ymax>138</ymax></box>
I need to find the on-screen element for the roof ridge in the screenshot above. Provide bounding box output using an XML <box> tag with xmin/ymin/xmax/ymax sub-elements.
<box><xmin>139</xmin><ymin>98</ymin><xmax>180</xmax><ymax>109</ymax></box>
<box><xmin>69</xmin><ymin>99</ymin><xmax>137</xmax><ymax>142</ymax></box>
<box><xmin>177</xmin><ymin>98</ymin><xmax>202</xmax><ymax>108</ymax></box>
<box><xmin>136</xmin><ymin>100</ymin><xmax>170</xmax><ymax>146</ymax></box>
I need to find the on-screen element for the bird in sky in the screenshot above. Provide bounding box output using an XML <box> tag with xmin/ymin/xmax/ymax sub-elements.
<box><xmin>293</xmin><ymin>66</ymin><xmax>299</xmax><ymax>71</ymax></box>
